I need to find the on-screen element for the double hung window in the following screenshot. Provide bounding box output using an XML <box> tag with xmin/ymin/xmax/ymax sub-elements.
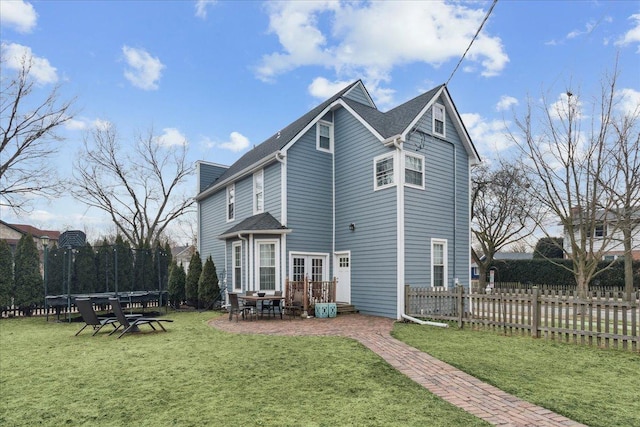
<box><xmin>374</xmin><ymin>154</ymin><xmax>395</xmax><ymax>190</ymax></box>
<box><xmin>431</xmin><ymin>239</ymin><xmax>447</xmax><ymax>288</ymax></box>
<box><xmin>232</xmin><ymin>242</ymin><xmax>242</xmax><ymax>291</ymax></box>
<box><xmin>433</xmin><ymin>104</ymin><xmax>445</xmax><ymax>137</ymax></box>
<box><xmin>254</xmin><ymin>170</ymin><xmax>264</xmax><ymax>214</ymax></box>
<box><xmin>405</xmin><ymin>153</ymin><xmax>424</xmax><ymax>188</ymax></box>
<box><xmin>317</xmin><ymin>122</ymin><xmax>333</xmax><ymax>152</ymax></box>
<box><xmin>226</xmin><ymin>184</ymin><xmax>235</xmax><ymax>221</ymax></box>
<box><xmin>257</xmin><ymin>241</ymin><xmax>277</xmax><ymax>291</ymax></box>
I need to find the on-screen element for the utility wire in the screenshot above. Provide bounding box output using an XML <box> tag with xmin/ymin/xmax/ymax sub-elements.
<box><xmin>446</xmin><ymin>0</ymin><xmax>499</xmax><ymax>86</ymax></box>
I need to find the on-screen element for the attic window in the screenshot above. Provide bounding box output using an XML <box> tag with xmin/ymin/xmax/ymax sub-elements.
<box><xmin>317</xmin><ymin>121</ymin><xmax>333</xmax><ymax>152</ymax></box>
<box><xmin>433</xmin><ymin>103</ymin><xmax>445</xmax><ymax>137</ymax></box>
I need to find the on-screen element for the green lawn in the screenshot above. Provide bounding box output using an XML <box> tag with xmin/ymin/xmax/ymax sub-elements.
<box><xmin>392</xmin><ymin>323</ymin><xmax>640</xmax><ymax>427</ymax></box>
<box><xmin>0</xmin><ymin>312</ymin><xmax>487</xmax><ymax>427</ymax></box>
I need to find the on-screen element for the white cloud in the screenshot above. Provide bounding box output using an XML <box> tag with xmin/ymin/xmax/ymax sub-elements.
<box><xmin>615</xmin><ymin>88</ymin><xmax>640</xmax><ymax>116</ymax></box>
<box><xmin>155</xmin><ymin>127</ymin><xmax>188</xmax><ymax>147</ymax></box>
<box><xmin>548</xmin><ymin>92</ymin><xmax>583</xmax><ymax>121</ymax></box>
<box><xmin>93</xmin><ymin>119</ymin><xmax>112</xmax><ymax>131</ymax></box>
<box><xmin>257</xmin><ymin>1</ymin><xmax>508</xmax><ymax>88</ymax></box>
<box><xmin>218</xmin><ymin>132</ymin><xmax>250</xmax><ymax>152</ymax></box>
<box><xmin>195</xmin><ymin>0</ymin><xmax>216</xmax><ymax>19</ymax></box>
<box><xmin>64</xmin><ymin>118</ymin><xmax>88</xmax><ymax>131</ymax></box>
<box><xmin>461</xmin><ymin>112</ymin><xmax>514</xmax><ymax>154</ymax></box>
<box><xmin>122</xmin><ymin>46</ymin><xmax>165</xmax><ymax>90</ymax></box>
<box><xmin>1</xmin><ymin>42</ymin><xmax>58</xmax><ymax>85</ymax></box>
<box><xmin>615</xmin><ymin>14</ymin><xmax>640</xmax><ymax>53</ymax></box>
<box><xmin>308</xmin><ymin>77</ymin><xmax>351</xmax><ymax>99</ymax></box>
<box><xmin>496</xmin><ymin>95</ymin><xmax>519</xmax><ymax>112</ymax></box>
<box><xmin>0</xmin><ymin>0</ymin><xmax>37</xmax><ymax>33</ymax></box>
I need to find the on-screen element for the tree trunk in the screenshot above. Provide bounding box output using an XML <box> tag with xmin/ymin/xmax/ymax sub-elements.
<box><xmin>623</xmin><ymin>228</ymin><xmax>634</xmax><ymax>303</ymax></box>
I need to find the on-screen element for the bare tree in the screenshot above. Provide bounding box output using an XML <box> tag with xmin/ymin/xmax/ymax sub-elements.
<box><xmin>0</xmin><ymin>55</ymin><xmax>74</xmax><ymax>212</ymax></box>
<box><xmin>511</xmin><ymin>70</ymin><xmax>634</xmax><ymax>298</ymax></box>
<box><xmin>471</xmin><ymin>159</ymin><xmax>541</xmax><ymax>289</ymax></box>
<box><xmin>599</xmin><ymin>78</ymin><xmax>640</xmax><ymax>301</ymax></box>
<box><xmin>72</xmin><ymin>124</ymin><xmax>195</xmax><ymax>249</ymax></box>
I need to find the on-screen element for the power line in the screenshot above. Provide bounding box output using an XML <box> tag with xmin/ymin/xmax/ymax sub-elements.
<box><xmin>446</xmin><ymin>0</ymin><xmax>499</xmax><ymax>86</ymax></box>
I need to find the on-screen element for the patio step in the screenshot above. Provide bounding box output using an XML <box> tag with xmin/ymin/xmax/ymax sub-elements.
<box><xmin>336</xmin><ymin>303</ymin><xmax>358</xmax><ymax>315</ymax></box>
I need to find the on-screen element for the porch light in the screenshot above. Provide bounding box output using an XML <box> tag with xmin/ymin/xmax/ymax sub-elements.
<box><xmin>349</xmin><ymin>223</ymin><xmax>356</xmax><ymax>231</ymax></box>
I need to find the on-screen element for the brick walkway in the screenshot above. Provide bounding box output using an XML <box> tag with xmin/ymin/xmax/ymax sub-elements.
<box><xmin>210</xmin><ymin>314</ymin><xmax>585</xmax><ymax>427</ymax></box>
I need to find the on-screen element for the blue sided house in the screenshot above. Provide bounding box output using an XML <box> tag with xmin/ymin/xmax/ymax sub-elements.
<box><xmin>195</xmin><ymin>80</ymin><xmax>480</xmax><ymax>319</ymax></box>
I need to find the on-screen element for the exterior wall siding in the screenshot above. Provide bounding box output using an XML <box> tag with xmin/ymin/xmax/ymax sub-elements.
<box><xmin>198</xmin><ymin>162</ymin><xmax>228</xmax><ymax>193</ymax></box>
<box><xmin>403</xmin><ymin>96</ymin><xmax>470</xmax><ymax>290</ymax></box>
<box><xmin>198</xmin><ymin>191</ymin><xmax>227</xmax><ymax>287</ymax></box>
<box><xmin>286</xmin><ymin>127</ymin><xmax>333</xmax><ymax>267</ymax></box>
<box><xmin>344</xmin><ymin>85</ymin><xmax>372</xmax><ymax>106</ymax></box>
<box><xmin>334</xmin><ymin>108</ymin><xmax>398</xmax><ymax>318</ymax></box>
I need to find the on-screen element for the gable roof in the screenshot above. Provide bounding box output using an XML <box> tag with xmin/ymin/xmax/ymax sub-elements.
<box><xmin>218</xmin><ymin>212</ymin><xmax>291</xmax><ymax>239</ymax></box>
<box><xmin>1</xmin><ymin>220</ymin><xmax>60</xmax><ymax>240</ymax></box>
<box><xmin>196</xmin><ymin>81</ymin><xmax>480</xmax><ymax>200</ymax></box>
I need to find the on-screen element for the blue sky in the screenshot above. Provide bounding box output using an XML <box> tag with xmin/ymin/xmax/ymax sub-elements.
<box><xmin>1</xmin><ymin>0</ymin><xmax>639</xmax><ymax>243</ymax></box>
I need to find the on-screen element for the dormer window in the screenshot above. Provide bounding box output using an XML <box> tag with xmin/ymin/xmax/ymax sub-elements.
<box><xmin>317</xmin><ymin>121</ymin><xmax>333</xmax><ymax>152</ymax></box>
<box><xmin>433</xmin><ymin>103</ymin><xmax>445</xmax><ymax>137</ymax></box>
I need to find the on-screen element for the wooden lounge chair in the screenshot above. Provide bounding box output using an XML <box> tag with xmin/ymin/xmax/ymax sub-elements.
<box><xmin>284</xmin><ymin>290</ymin><xmax>304</xmax><ymax>320</ymax></box>
<box><xmin>108</xmin><ymin>298</ymin><xmax>173</xmax><ymax>338</ymax></box>
<box><xmin>74</xmin><ymin>298</ymin><xmax>119</xmax><ymax>336</ymax></box>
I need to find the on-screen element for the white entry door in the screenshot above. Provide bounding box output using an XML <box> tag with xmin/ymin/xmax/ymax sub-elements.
<box><xmin>335</xmin><ymin>252</ymin><xmax>351</xmax><ymax>303</ymax></box>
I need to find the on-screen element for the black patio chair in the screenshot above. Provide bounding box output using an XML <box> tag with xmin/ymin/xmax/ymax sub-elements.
<box><xmin>228</xmin><ymin>293</ymin><xmax>254</xmax><ymax>322</ymax></box>
<box><xmin>261</xmin><ymin>291</ymin><xmax>283</xmax><ymax>319</ymax></box>
<box><xmin>108</xmin><ymin>298</ymin><xmax>173</xmax><ymax>338</ymax></box>
<box><xmin>74</xmin><ymin>298</ymin><xmax>119</xmax><ymax>336</ymax></box>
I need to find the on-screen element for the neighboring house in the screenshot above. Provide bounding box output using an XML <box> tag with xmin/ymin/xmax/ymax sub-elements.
<box><xmin>471</xmin><ymin>252</ymin><xmax>534</xmax><ymax>280</ymax></box>
<box><xmin>172</xmin><ymin>245</ymin><xmax>196</xmax><ymax>272</ymax></box>
<box><xmin>563</xmin><ymin>208</ymin><xmax>640</xmax><ymax>261</ymax></box>
<box><xmin>195</xmin><ymin>80</ymin><xmax>480</xmax><ymax>319</ymax></box>
<box><xmin>0</xmin><ymin>220</ymin><xmax>60</xmax><ymax>254</ymax></box>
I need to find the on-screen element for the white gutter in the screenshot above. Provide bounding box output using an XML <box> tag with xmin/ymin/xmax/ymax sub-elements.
<box><xmin>401</xmin><ymin>313</ymin><xmax>449</xmax><ymax>328</ymax></box>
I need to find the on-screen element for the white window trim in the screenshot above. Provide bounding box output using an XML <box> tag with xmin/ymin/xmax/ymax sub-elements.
<box><xmin>432</xmin><ymin>103</ymin><xmax>446</xmax><ymax>138</ymax></box>
<box><xmin>431</xmin><ymin>238</ymin><xmax>448</xmax><ymax>288</ymax></box>
<box><xmin>404</xmin><ymin>152</ymin><xmax>425</xmax><ymax>190</ymax></box>
<box><xmin>226</xmin><ymin>184</ymin><xmax>235</xmax><ymax>222</ymax></box>
<box><xmin>253</xmin><ymin>169</ymin><xmax>264</xmax><ymax>214</ymax></box>
<box><xmin>316</xmin><ymin>121</ymin><xmax>333</xmax><ymax>153</ymax></box>
<box><xmin>373</xmin><ymin>152</ymin><xmax>396</xmax><ymax>191</ymax></box>
<box><xmin>232</xmin><ymin>241</ymin><xmax>242</xmax><ymax>291</ymax></box>
<box><xmin>255</xmin><ymin>239</ymin><xmax>280</xmax><ymax>291</ymax></box>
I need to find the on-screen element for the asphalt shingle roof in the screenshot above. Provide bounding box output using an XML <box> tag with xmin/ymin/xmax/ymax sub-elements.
<box><xmin>220</xmin><ymin>212</ymin><xmax>288</xmax><ymax>237</ymax></box>
<box><xmin>199</xmin><ymin>81</ymin><xmax>448</xmax><ymax>197</ymax></box>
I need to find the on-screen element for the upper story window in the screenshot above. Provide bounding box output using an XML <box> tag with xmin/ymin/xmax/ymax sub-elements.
<box><xmin>374</xmin><ymin>153</ymin><xmax>395</xmax><ymax>190</ymax></box>
<box><xmin>587</xmin><ymin>224</ymin><xmax>606</xmax><ymax>238</ymax></box>
<box><xmin>227</xmin><ymin>184</ymin><xmax>235</xmax><ymax>222</ymax></box>
<box><xmin>405</xmin><ymin>153</ymin><xmax>424</xmax><ymax>189</ymax></box>
<box><xmin>433</xmin><ymin>103</ymin><xmax>445</xmax><ymax>137</ymax></box>
<box><xmin>317</xmin><ymin>121</ymin><xmax>333</xmax><ymax>152</ymax></box>
<box><xmin>254</xmin><ymin>169</ymin><xmax>264</xmax><ymax>214</ymax></box>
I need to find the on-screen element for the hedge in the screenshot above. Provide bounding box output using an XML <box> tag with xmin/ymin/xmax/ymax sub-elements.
<box><xmin>488</xmin><ymin>259</ymin><xmax>640</xmax><ymax>288</ymax></box>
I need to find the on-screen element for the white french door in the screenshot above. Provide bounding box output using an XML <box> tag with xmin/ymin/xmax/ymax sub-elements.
<box><xmin>290</xmin><ymin>253</ymin><xmax>328</xmax><ymax>282</ymax></box>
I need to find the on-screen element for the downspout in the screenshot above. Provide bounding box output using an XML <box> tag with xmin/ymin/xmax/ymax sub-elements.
<box><xmin>275</xmin><ymin>151</ymin><xmax>287</xmax><ymax>290</ymax></box>
<box><xmin>401</xmin><ymin>313</ymin><xmax>449</xmax><ymax>328</ymax></box>
<box><xmin>387</xmin><ymin>135</ymin><xmax>405</xmax><ymax>319</ymax></box>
